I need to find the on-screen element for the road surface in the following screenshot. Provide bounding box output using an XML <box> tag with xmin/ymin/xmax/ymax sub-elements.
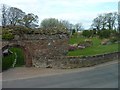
<box><xmin>2</xmin><ymin>62</ymin><xmax>118</xmax><ymax>88</ymax></box>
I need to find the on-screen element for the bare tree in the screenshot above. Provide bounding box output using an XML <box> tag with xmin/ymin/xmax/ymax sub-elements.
<box><xmin>22</xmin><ymin>13</ymin><xmax>39</xmax><ymax>28</ymax></box>
<box><xmin>101</xmin><ymin>14</ymin><xmax>106</xmax><ymax>30</ymax></box>
<box><xmin>106</xmin><ymin>12</ymin><xmax>118</xmax><ymax>30</ymax></box>
<box><xmin>60</xmin><ymin>20</ymin><xmax>71</xmax><ymax>29</ymax></box>
<box><xmin>91</xmin><ymin>16</ymin><xmax>101</xmax><ymax>30</ymax></box>
<box><xmin>91</xmin><ymin>12</ymin><xmax>118</xmax><ymax>30</ymax></box>
<box><xmin>8</xmin><ymin>7</ymin><xmax>25</xmax><ymax>26</ymax></box>
<box><xmin>1</xmin><ymin>4</ymin><xmax>9</xmax><ymax>27</ymax></box>
<box><xmin>75</xmin><ymin>23</ymin><xmax>83</xmax><ymax>32</ymax></box>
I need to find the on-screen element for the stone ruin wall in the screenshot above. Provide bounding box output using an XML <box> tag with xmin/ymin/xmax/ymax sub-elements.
<box><xmin>2</xmin><ymin>33</ymin><xmax>119</xmax><ymax>68</ymax></box>
<box><xmin>21</xmin><ymin>34</ymin><xmax>69</xmax><ymax>68</ymax></box>
<box><xmin>40</xmin><ymin>52</ymin><xmax>119</xmax><ymax>69</ymax></box>
<box><xmin>2</xmin><ymin>33</ymin><xmax>69</xmax><ymax>68</ymax></box>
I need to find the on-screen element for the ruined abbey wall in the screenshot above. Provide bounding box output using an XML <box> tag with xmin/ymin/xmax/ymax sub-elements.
<box><xmin>2</xmin><ymin>30</ymin><xmax>119</xmax><ymax>68</ymax></box>
<box><xmin>2</xmin><ymin>34</ymin><xmax>69</xmax><ymax>67</ymax></box>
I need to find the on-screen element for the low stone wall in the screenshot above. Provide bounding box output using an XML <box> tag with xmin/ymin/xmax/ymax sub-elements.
<box><xmin>62</xmin><ymin>52</ymin><xmax>119</xmax><ymax>68</ymax></box>
<box><xmin>33</xmin><ymin>52</ymin><xmax>119</xmax><ymax>68</ymax></box>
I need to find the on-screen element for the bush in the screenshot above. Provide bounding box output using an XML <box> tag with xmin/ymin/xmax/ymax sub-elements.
<box><xmin>2</xmin><ymin>52</ymin><xmax>15</xmax><ymax>71</ymax></box>
<box><xmin>11</xmin><ymin>26</ymin><xmax>29</xmax><ymax>35</ymax></box>
<box><xmin>72</xmin><ymin>29</ymin><xmax>76</xmax><ymax>35</ymax></box>
<box><xmin>2</xmin><ymin>33</ymin><xmax>14</xmax><ymax>40</ymax></box>
<box><xmin>110</xmin><ymin>37</ymin><xmax>119</xmax><ymax>43</ymax></box>
<box><xmin>4</xmin><ymin>25</ymin><xmax>29</xmax><ymax>35</ymax></box>
<box><xmin>110</xmin><ymin>30</ymin><xmax>118</xmax><ymax>37</ymax></box>
<box><xmin>97</xmin><ymin>30</ymin><xmax>111</xmax><ymax>39</ymax></box>
<box><xmin>92</xmin><ymin>29</ymin><xmax>97</xmax><ymax>35</ymax></box>
<box><xmin>82</xmin><ymin>30</ymin><xmax>93</xmax><ymax>38</ymax></box>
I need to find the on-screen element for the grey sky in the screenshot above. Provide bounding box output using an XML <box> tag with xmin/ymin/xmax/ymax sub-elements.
<box><xmin>1</xmin><ymin>0</ymin><xmax>119</xmax><ymax>29</ymax></box>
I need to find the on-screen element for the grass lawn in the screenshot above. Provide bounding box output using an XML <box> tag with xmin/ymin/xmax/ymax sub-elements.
<box><xmin>2</xmin><ymin>47</ymin><xmax>25</xmax><ymax>70</ymax></box>
<box><xmin>10</xmin><ymin>47</ymin><xmax>25</xmax><ymax>67</ymax></box>
<box><xmin>68</xmin><ymin>36</ymin><xmax>119</xmax><ymax>56</ymax></box>
<box><xmin>2</xmin><ymin>51</ymin><xmax>16</xmax><ymax>70</ymax></box>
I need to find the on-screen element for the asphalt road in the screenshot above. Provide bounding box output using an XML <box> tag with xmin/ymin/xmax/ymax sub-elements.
<box><xmin>2</xmin><ymin>62</ymin><xmax>118</xmax><ymax>88</ymax></box>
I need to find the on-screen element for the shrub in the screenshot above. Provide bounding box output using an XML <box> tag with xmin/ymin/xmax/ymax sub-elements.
<box><xmin>72</xmin><ymin>29</ymin><xmax>76</xmax><ymax>35</ymax></box>
<box><xmin>97</xmin><ymin>30</ymin><xmax>111</xmax><ymax>39</ymax></box>
<box><xmin>4</xmin><ymin>25</ymin><xmax>29</xmax><ymax>35</ymax></box>
<box><xmin>110</xmin><ymin>37</ymin><xmax>119</xmax><ymax>43</ymax></box>
<box><xmin>2</xmin><ymin>52</ymin><xmax>15</xmax><ymax>71</ymax></box>
<box><xmin>12</xmin><ymin>26</ymin><xmax>29</xmax><ymax>35</ymax></box>
<box><xmin>92</xmin><ymin>29</ymin><xmax>97</xmax><ymax>35</ymax></box>
<box><xmin>110</xmin><ymin>30</ymin><xmax>118</xmax><ymax>37</ymax></box>
<box><xmin>82</xmin><ymin>30</ymin><xmax>93</xmax><ymax>38</ymax></box>
<box><xmin>2</xmin><ymin>33</ymin><xmax>14</xmax><ymax>40</ymax></box>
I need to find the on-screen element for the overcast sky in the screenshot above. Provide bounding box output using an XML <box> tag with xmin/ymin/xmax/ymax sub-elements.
<box><xmin>1</xmin><ymin>0</ymin><xmax>119</xmax><ymax>29</ymax></box>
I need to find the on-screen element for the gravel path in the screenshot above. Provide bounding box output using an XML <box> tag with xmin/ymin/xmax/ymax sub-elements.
<box><xmin>2</xmin><ymin>60</ymin><xmax>118</xmax><ymax>81</ymax></box>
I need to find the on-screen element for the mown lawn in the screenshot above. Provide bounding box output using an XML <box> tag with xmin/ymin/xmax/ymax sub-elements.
<box><xmin>68</xmin><ymin>36</ymin><xmax>119</xmax><ymax>56</ymax></box>
<box><xmin>10</xmin><ymin>47</ymin><xmax>25</xmax><ymax>67</ymax></box>
<box><xmin>2</xmin><ymin>47</ymin><xmax>25</xmax><ymax>71</ymax></box>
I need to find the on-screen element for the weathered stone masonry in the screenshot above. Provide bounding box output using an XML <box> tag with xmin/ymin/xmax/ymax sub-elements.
<box><xmin>2</xmin><ymin>33</ymin><xmax>119</xmax><ymax>68</ymax></box>
<box><xmin>51</xmin><ymin>52</ymin><xmax>119</xmax><ymax>69</ymax></box>
<box><xmin>2</xmin><ymin>34</ymin><xmax>69</xmax><ymax>67</ymax></box>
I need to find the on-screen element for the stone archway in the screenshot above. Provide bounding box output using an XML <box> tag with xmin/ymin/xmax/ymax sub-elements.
<box><xmin>2</xmin><ymin>44</ymin><xmax>32</xmax><ymax>67</ymax></box>
<box><xmin>23</xmin><ymin>45</ymin><xmax>32</xmax><ymax>67</ymax></box>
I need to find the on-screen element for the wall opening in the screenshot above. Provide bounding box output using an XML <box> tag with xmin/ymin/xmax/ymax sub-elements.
<box><xmin>2</xmin><ymin>44</ymin><xmax>32</xmax><ymax>71</ymax></box>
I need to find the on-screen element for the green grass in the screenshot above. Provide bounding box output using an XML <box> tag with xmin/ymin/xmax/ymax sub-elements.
<box><xmin>2</xmin><ymin>51</ymin><xmax>16</xmax><ymax>70</ymax></box>
<box><xmin>2</xmin><ymin>47</ymin><xmax>25</xmax><ymax>71</ymax></box>
<box><xmin>69</xmin><ymin>36</ymin><xmax>86</xmax><ymax>44</ymax></box>
<box><xmin>68</xmin><ymin>36</ymin><xmax>118</xmax><ymax>56</ymax></box>
<box><xmin>10</xmin><ymin>47</ymin><xmax>25</xmax><ymax>67</ymax></box>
